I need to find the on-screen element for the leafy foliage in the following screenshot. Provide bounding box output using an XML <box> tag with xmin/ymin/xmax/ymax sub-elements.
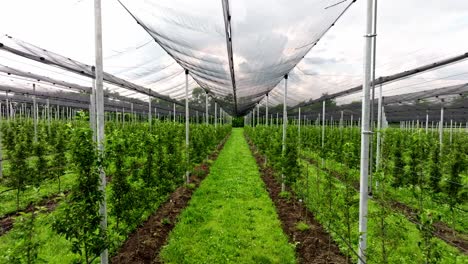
<box><xmin>245</xmin><ymin>125</ymin><xmax>300</xmax><ymax>186</ymax></box>
<box><xmin>1</xmin><ymin>120</ymin><xmax>34</xmax><ymax>209</ymax></box>
<box><xmin>247</xmin><ymin>124</ymin><xmax>468</xmax><ymax>263</ymax></box>
<box><xmin>52</xmin><ymin>124</ymin><xmax>106</xmax><ymax>264</ymax></box>
<box><xmin>104</xmin><ymin>121</ymin><xmax>231</xmax><ymax>247</ymax></box>
<box><xmin>4</xmin><ymin>207</ymin><xmax>45</xmax><ymax>264</ymax></box>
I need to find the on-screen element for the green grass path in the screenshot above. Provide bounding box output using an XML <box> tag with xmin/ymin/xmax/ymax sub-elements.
<box><xmin>161</xmin><ymin>128</ymin><xmax>296</xmax><ymax>264</ymax></box>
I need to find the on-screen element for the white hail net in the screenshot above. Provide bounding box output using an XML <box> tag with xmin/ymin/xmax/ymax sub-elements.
<box><xmin>0</xmin><ymin>0</ymin><xmax>466</xmax><ymax>118</ymax></box>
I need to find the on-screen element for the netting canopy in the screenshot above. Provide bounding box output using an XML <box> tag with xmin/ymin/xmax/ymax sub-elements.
<box><xmin>118</xmin><ymin>0</ymin><xmax>354</xmax><ymax>115</ymax></box>
<box><xmin>0</xmin><ymin>0</ymin><xmax>467</xmax><ymax>118</ymax></box>
<box><xmin>0</xmin><ymin>0</ymin><xmax>356</xmax><ymax>116</ymax></box>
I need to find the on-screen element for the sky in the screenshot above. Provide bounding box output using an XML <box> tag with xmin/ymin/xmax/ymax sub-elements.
<box><xmin>0</xmin><ymin>0</ymin><xmax>467</xmax><ymax>113</ymax></box>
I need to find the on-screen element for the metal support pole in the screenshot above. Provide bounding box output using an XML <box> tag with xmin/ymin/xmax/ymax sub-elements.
<box><xmin>368</xmin><ymin>0</ymin><xmax>378</xmax><ymax>194</ymax></box>
<box><xmin>173</xmin><ymin>103</ymin><xmax>176</xmax><ymax>123</ymax></box>
<box><xmin>266</xmin><ymin>94</ymin><xmax>269</xmax><ymax>126</ymax></box>
<box><xmin>376</xmin><ymin>88</ymin><xmax>383</xmax><ymax>171</ymax></box>
<box><xmin>148</xmin><ymin>94</ymin><xmax>152</xmax><ymax>128</ymax></box>
<box><xmin>185</xmin><ymin>70</ymin><xmax>190</xmax><ymax>183</ymax></box>
<box><xmin>5</xmin><ymin>92</ymin><xmax>9</xmax><ymax>120</ymax></box>
<box><xmin>46</xmin><ymin>99</ymin><xmax>51</xmax><ymax>134</ymax></box>
<box><xmin>425</xmin><ymin>111</ymin><xmax>429</xmax><ymax>133</ymax></box>
<box><xmin>94</xmin><ymin>0</ymin><xmax>108</xmax><ymax>262</ymax></box>
<box><xmin>358</xmin><ymin>0</ymin><xmax>375</xmax><ymax>262</ymax></box>
<box><xmin>130</xmin><ymin>103</ymin><xmax>134</xmax><ymax>123</ymax></box>
<box><xmin>440</xmin><ymin>106</ymin><xmax>444</xmax><ymax>153</ymax></box>
<box><xmin>298</xmin><ymin>107</ymin><xmax>301</xmax><ymax>145</ymax></box>
<box><xmin>215</xmin><ymin>101</ymin><xmax>218</xmax><ymax>128</ymax></box>
<box><xmin>281</xmin><ymin>75</ymin><xmax>288</xmax><ymax>192</ymax></box>
<box><xmin>205</xmin><ymin>92</ymin><xmax>209</xmax><ymax>124</ymax></box>
<box><xmin>32</xmin><ymin>84</ymin><xmax>38</xmax><ymax>142</ymax></box>
<box><xmin>322</xmin><ymin>101</ymin><xmax>325</xmax><ymax>152</ymax></box>
<box><xmin>257</xmin><ymin>103</ymin><xmax>260</xmax><ymax>126</ymax></box>
<box><xmin>11</xmin><ymin>101</ymin><xmax>14</xmax><ymax>120</ymax></box>
<box><xmin>90</xmin><ymin>93</ymin><xmax>96</xmax><ymax>137</ymax></box>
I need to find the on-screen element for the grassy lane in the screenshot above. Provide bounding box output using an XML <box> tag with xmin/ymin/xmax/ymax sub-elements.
<box><xmin>160</xmin><ymin>128</ymin><xmax>296</xmax><ymax>264</ymax></box>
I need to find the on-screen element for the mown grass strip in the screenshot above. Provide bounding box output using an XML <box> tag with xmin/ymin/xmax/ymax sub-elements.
<box><xmin>160</xmin><ymin>128</ymin><xmax>296</xmax><ymax>264</ymax></box>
